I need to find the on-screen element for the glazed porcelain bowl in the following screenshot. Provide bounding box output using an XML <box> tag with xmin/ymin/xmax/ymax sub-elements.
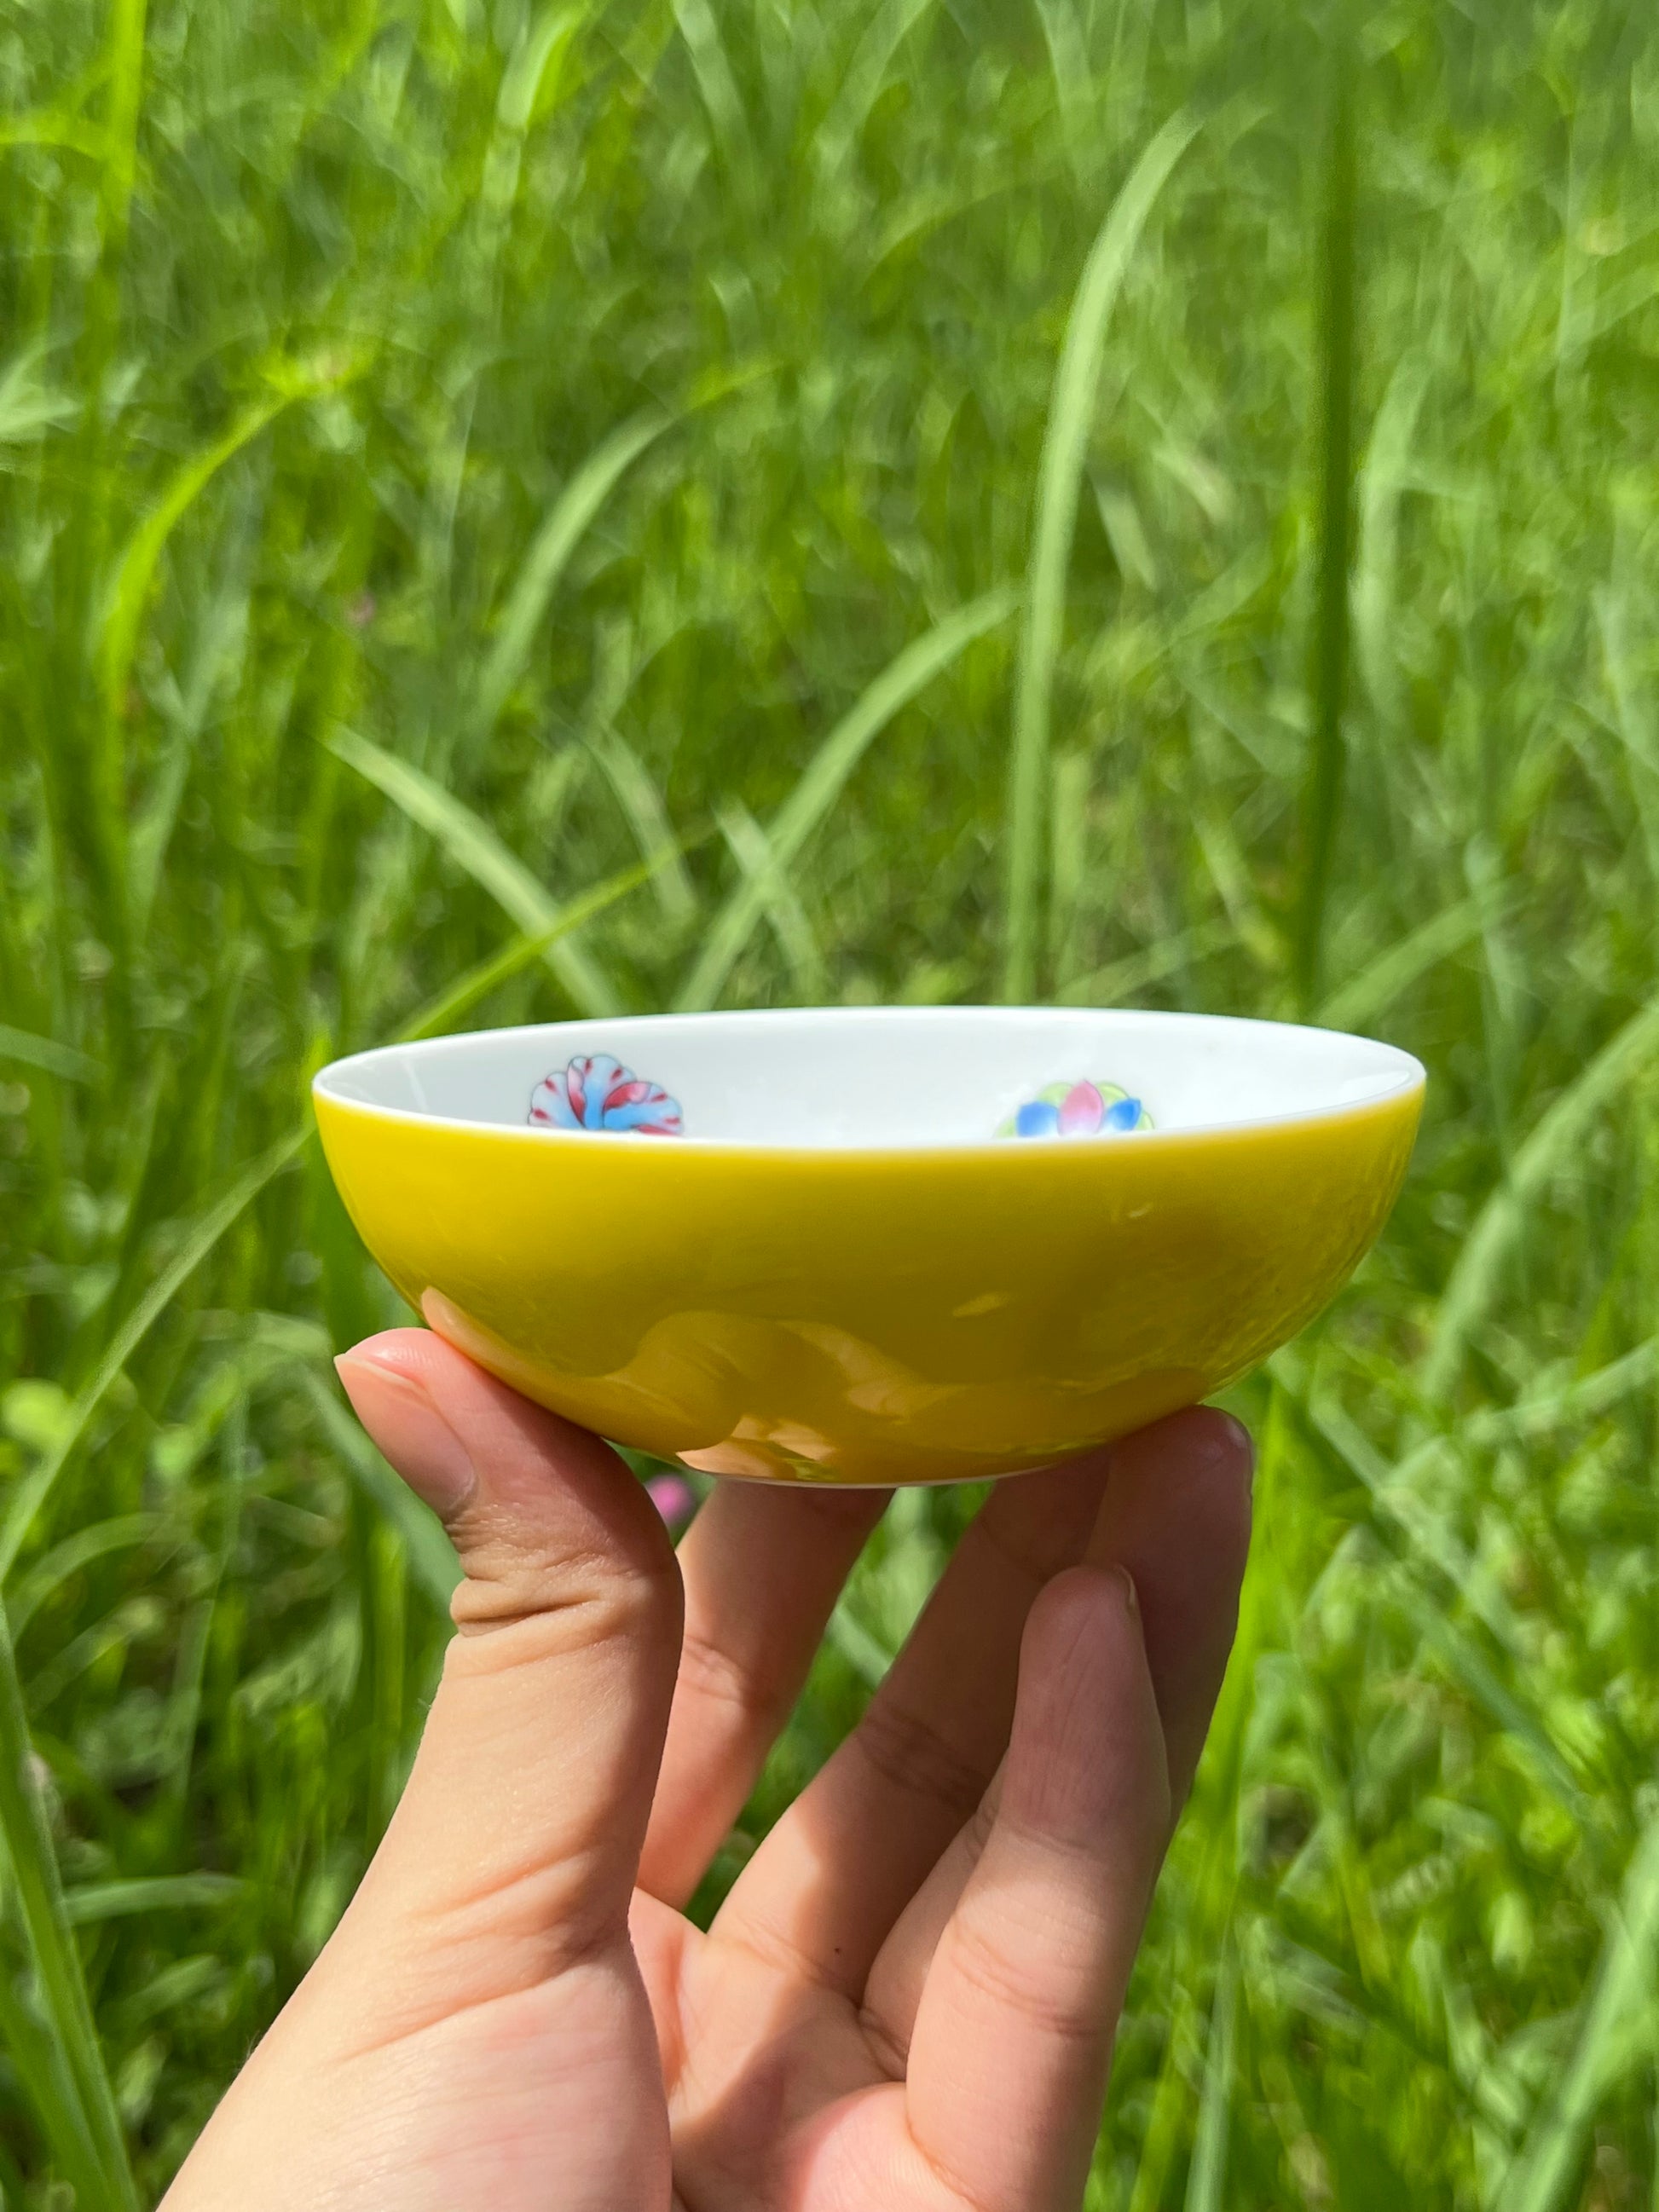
<box><xmin>312</xmin><ymin>1008</ymin><xmax>1424</xmax><ymax>1487</ymax></box>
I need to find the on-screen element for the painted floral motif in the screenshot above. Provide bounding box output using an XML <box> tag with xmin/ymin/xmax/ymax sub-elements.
<box><xmin>529</xmin><ymin>1054</ymin><xmax>683</xmax><ymax>1136</ymax></box>
<box><xmin>999</xmin><ymin>1079</ymin><xmax>1151</xmax><ymax>1141</ymax></box>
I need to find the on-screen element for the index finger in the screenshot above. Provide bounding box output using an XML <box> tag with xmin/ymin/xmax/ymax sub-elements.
<box><xmin>637</xmin><ymin>1477</ymin><xmax>888</xmax><ymax>1908</ymax></box>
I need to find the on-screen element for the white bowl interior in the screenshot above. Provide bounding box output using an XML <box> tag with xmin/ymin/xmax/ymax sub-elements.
<box><xmin>315</xmin><ymin>1009</ymin><xmax>1423</xmax><ymax>1149</ymax></box>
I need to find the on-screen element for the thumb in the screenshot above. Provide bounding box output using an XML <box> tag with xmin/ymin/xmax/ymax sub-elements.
<box><xmin>328</xmin><ymin>1329</ymin><xmax>683</xmax><ymax>2021</ymax></box>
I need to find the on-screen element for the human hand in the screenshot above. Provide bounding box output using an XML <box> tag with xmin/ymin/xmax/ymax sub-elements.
<box><xmin>161</xmin><ymin>1331</ymin><xmax>1251</xmax><ymax>2211</ymax></box>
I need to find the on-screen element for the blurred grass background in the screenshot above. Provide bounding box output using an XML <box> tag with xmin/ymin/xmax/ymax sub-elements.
<box><xmin>3</xmin><ymin>0</ymin><xmax>1659</xmax><ymax>2203</ymax></box>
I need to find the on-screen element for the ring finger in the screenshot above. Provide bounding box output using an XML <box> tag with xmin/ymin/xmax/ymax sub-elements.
<box><xmin>638</xmin><ymin>1478</ymin><xmax>890</xmax><ymax>1907</ymax></box>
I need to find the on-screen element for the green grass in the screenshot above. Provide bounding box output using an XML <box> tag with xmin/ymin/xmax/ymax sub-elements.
<box><xmin>3</xmin><ymin>0</ymin><xmax>1659</xmax><ymax>2203</ymax></box>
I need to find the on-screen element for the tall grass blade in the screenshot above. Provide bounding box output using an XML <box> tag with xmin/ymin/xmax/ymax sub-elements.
<box><xmin>99</xmin><ymin>363</ymin><xmax>353</xmax><ymax>722</ymax></box>
<box><xmin>1352</xmin><ymin>353</ymin><xmax>1429</xmax><ymax>722</ymax></box>
<box><xmin>0</xmin><ymin>344</ymin><xmax>78</xmax><ymax>447</ymax></box>
<box><xmin>327</xmin><ymin>725</ymin><xmax>620</xmax><ymax>1014</ymax></box>
<box><xmin>89</xmin><ymin>379</ymin><xmax>311</xmax><ymax>967</ymax></box>
<box><xmin>0</xmin><ymin>1129</ymin><xmax>307</xmax><ymax>1584</ymax></box>
<box><xmin>816</xmin><ymin>0</ymin><xmax>936</xmax><ymax>178</ymax></box>
<box><xmin>61</xmin><ymin>1875</ymin><xmax>242</xmax><ymax>1927</ymax></box>
<box><xmin>129</xmin><ymin>569</ymin><xmax>253</xmax><ymax>930</ymax></box>
<box><xmin>468</xmin><ymin>411</ymin><xmax>669</xmax><ymax>747</ymax></box>
<box><xmin>0</xmin><ymin>1603</ymin><xmax>139</xmax><ymax>2210</ymax></box>
<box><xmin>1034</xmin><ymin>0</ymin><xmax>1094</xmax><ymax>171</ymax></box>
<box><xmin>1596</xmin><ymin>586</ymin><xmax>1659</xmax><ymax>902</ymax></box>
<box><xmin>1315</xmin><ymin>894</ymin><xmax>1494</xmax><ymax>1032</ymax></box>
<box><xmin>396</xmin><ymin>837</ymin><xmax>701</xmax><ymax>1042</ymax></box>
<box><xmin>1292</xmin><ymin>22</ymin><xmax>1357</xmax><ymax>1016</ymax></box>
<box><xmin>299</xmin><ymin>1373</ymin><xmax>461</xmax><ymax>1613</ymax></box>
<box><xmin>0</xmin><ymin>1955</ymin><xmax>113</xmax><ymax>2212</ymax></box>
<box><xmin>827</xmin><ymin>1597</ymin><xmax>893</xmax><ymax>1689</ymax></box>
<box><xmin>0</xmin><ymin>1026</ymin><xmax>100</xmax><ymax>1083</ymax></box>
<box><xmin>8</xmin><ymin>1516</ymin><xmax>165</xmax><ymax>1641</ymax></box>
<box><xmin>678</xmin><ymin>585</ymin><xmax>1017</xmax><ymax>1011</ymax></box>
<box><xmin>1001</xmin><ymin>110</ymin><xmax>1198</xmax><ymax>1003</ymax></box>
<box><xmin>1046</xmin><ymin>748</ymin><xmax>1091</xmax><ymax>980</ymax></box>
<box><xmin>98</xmin><ymin>0</ymin><xmax>149</xmax><ymax>257</ymax></box>
<box><xmin>589</xmin><ymin>730</ymin><xmax>697</xmax><ymax>926</ymax></box>
<box><xmin>672</xmin><ymin>0</ymin><xmax>749</xmax><ymax>168</ymax></box>
<box><xmin>1497</xmin><ymin>1816</ymin><xmax>1659</xmax><ymax>2212</ymax></box>
<box><xmin>1183</xmin><ymin>1943</ymin><xmax>1239</xmax><ymax>2212</ymax></box>
<box><xmin>1125</xmin><ymin>1385</ymin><xmax>1290</xmax><ymax>2212</ymax></box>
<box><xmin>716</xmin><ymin>800</ymin><xmax>828</xmax><ymax>1001</ymax></box>
<box><xmin>0</xmin><ymin>113</ymin><xmax>107</xmax><ymax>159</ymax></box>
<box><xmin>1467</xmin><ymin>1337</ymin><xmax>1657</xmax><ymax>1446</ymax></box>
<box><xmin>1057</xmin><ymin>921</ymin><xmax>1234</xmax><ymax>1007</ymax></box>
<box><xmin>481</xmin><ymin>3</ymin><xmax>587</xmax><ymax>236</ymax></box>
<box><xmin>1392</xmin><ymin>1574</ymin><xmax>1591</xmax><ymax>1822</ymax></box>
<box><xmin>1425</xmin><ymin>996</ymin><xmax>1659</xmax><ymax>1398</ymax></box>
<box><xmin>1280</xmin><ymin>1368</ymin><xmax>1591</xmax><ymax>1816</ymax></box>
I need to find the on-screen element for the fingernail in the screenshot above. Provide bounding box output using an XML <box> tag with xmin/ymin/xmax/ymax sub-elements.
<box><xmin>1112</xmin><ymin>1562</ymin><xmax>1139</xmax><ymax>1614</ymax></box>
<box><xmin>336</xmin><ymin>1349</ymin><xmax>477</xmax><ymax>1519</ymax></box>
<box><xmin>1219</xmin><ymin>1412</ymin><xmax>1255</xmax><ymax>1483</ymax></box>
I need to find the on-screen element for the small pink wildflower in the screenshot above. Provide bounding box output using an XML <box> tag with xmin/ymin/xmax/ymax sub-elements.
<box><xmin>646</xmin><ymin>1474</ymin><xmax>697</xmax><ymax>1531</ymax></box>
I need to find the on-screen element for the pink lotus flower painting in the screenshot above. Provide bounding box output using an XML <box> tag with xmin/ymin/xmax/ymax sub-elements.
<box><xmin>999</xmin><ymin>1079</ymin><xmax>1151</xmax><ymax>1141</ymax></box>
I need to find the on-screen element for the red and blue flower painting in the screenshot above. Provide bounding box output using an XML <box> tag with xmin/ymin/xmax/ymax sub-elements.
<box><xmin>529</xmin><ymin>1054</ymin><xmax>684</xmax><ymax>1136</ymax></box>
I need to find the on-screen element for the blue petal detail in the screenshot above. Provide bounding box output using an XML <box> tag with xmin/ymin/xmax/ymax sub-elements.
<box><xmin>604</xmin><ymin>1093</ymin><xmax>670</xmax><ymax>1131</ymax></box>
<box><xmin>578</xmin><ymin>1054</ymin><xmax>624</xmax><ymax>1129</ymax></box>
<box><xmin>1104</xmin><ymin>1095</ymin><xmax>1142</xmax><ymax>1131</ymax></box>
<box><xmin>1015</xmin><ymin>1100</ymin><xmax>1061</xmax><ymax>1138</ymax></box>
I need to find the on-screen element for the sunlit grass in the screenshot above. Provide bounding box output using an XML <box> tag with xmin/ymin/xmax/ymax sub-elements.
<box><xmin>3</xmin><ymin>0</ymin><xmax>1659</xmax><ymax>2203</ymax></box>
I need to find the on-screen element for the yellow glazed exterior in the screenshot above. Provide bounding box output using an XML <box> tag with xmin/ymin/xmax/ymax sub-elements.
<box><xmin>313</xmin><ymin>1084</ymin><xmax>1422</xmax><ymax>1485</ymax></box>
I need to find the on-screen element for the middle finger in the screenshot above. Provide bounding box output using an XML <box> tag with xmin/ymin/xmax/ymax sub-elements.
<box><xmin>708</xmin><ymin>1452</ymin><xmax>1112</xmax><ymax>1995</ymax></box>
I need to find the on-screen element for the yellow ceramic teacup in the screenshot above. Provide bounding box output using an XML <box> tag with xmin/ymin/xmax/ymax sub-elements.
<box><xmin>312</xmin><ymin>1008</ymin><xmax>1423</xmax><ymax>1486</ymax></box>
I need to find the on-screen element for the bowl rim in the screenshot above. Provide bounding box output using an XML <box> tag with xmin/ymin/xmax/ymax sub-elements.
<box><xmin>311</xmin><ymin>1005</ymin><xmax>1426</xmax><ymax>1158</ymax></box>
